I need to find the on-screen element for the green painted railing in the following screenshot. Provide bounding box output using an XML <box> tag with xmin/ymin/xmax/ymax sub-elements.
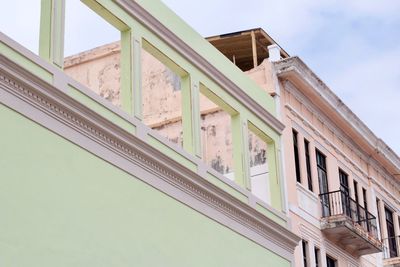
<box><xmin>1</xmin><ymin>0</ymin><xmax>286</xmax><ymax>216</ymax></box>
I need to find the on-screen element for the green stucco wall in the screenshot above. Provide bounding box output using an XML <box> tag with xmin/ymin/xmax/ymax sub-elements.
<box><xmin>1</xmin><ymin>0</ymin><xmax>285</xmax><ymax>212</ymax></box>
<box><xmin>0</xmin><ymin>103</ymin><xmax>288</xmax><ymax>267</ymax></box>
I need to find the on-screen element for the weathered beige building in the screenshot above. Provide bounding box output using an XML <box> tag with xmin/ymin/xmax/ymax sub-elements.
<box><xmin>64</xmin><ymin>27</ymin><xmax>400</xmax><ymax>267</ymax></box>
<box><xmin>1</xmin><ymin>1</ymin><xmax>299</xmax><ymax>265</ymax></box>
<box><xmin>64</xmin><ymin>40</ymin><xmax>271</xmax><ymax>203</ymax></box>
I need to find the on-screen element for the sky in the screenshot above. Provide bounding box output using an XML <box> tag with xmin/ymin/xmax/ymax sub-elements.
<box><xmin>160</xmin><ymin>0</ymin><xmax>400</xmax><ymax>156</ymax></box>
<box><xmin>1</xmin><ymin>0</ymin><xmax>399</xmax><ymax>155</ymax></box>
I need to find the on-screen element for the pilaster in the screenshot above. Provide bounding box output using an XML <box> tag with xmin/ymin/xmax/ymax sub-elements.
<box><xmin>39</xmin><ymin>0</ymin><xmax>65</xmax><ymax>68</ymax></box>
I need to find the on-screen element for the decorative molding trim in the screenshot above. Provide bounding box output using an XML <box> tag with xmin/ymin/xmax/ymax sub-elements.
<box><xmin>113</xmin><ymin>0</ymin><xmax>286</xmax><ymax>134</ymax></box>
<box><xmin>284</xmin><ymin>80</ymin><xmax>370</xmax><ymax>173</ymax></box>
<box><xmin>289</xmin><ymin>204</ymin><xmax>320</xmax><ymax>229</ymax></box>
<box><xmin>0</xmin><ymin>54</ymin><xmax>300</xmax><ymax>260</ymax></box>
<box><xmin>278</xmin><ymin>64</ymin><xmax>400</xmax><ymax>207</ymax></box>
<box><xmin>274</xmin><ymin>57</ymin><xmax>400</xmax><ymax>178</ymax></box>
<box><xmin>286</xmin><ymin>102</ymin><xmax>368</xmax><ymax>178</ymax></box>
<box><xmin>324</xmin><ymin>241</ymin><xmax>359</xmax><ymax>266</ymax></box>
<box><xmin>296</xmin><ymin>182</ymin><xmax>319</xmax><ymax>203</ymax></box>
<box><xmin>285</xmin><ymin>102</ymin><xmax>400</xmax><ymax>208</ymax></box>
<box><xmin>298</xmin><ymin>224</ymin><xmax>361</xmax><ymax>266</ymax></box>
<box><xmin>298</xmin><ymin>223</ymin><xmax>321</xmax><ymax>245</ymax></box>
<box><xmin>291</xmin><ymin>120</ymin><xmax>312</xmax><ymax>140</ymax></box>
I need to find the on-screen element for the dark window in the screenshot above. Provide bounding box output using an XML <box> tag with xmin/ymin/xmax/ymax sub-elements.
<box><xmin>314</xmin><ymin>247</ymin><xmax>320</xmax><ymax>267</ymax></box>
<box><xmin>304</xmin><ymin>139</ymin><xmax>313</xmax><ymax>192</ymax></box>
<box><xmin>339</xmin><ymin>169</ymin><xmax>350</xmax><ymax>217</ymax></box>
<box><xmin>377</xmin><ymin>198</ymin><xmax>383</xmax><ymax>239</ymax></box>
<box><xmin>362</xmin><ymin>187</ymin><xmax>370</xmax><ymax>231</ymax></box>
<box><xmin>339</xmin><ymin>169</ymin><xmax>349</xmax><ymax>195</ymax></box>
<box><xmin>302</xmin><ymin>240</ymin><xmax>308</xmax><ymax>267</ymax></box>
<box><xmin>353</xmin><ymin>180</ymin><xmax>361</xmax><ymax>221</ymax></box>
<box><xmin>316</xmin><ymin>150</ymin><xmax>328</xmax><ymax>193</ymax></box>
<box><xmin>385</xmin><ymin>206</ymin><xmax>398</xmax><ymax>258</ymax></box>
<box><xmin>316</xmin><ymin>150</ymin><xmax>329</xmax><ymax>216</ymax></box>
<box><xmin>353</xmin><ymin>181</ymin><xmax>359</xmax><ymax>204</ymax></box>
<box><xmin>293</xmin><ymin>130</ymin><xmax>301</xmax><ymax>183</ymax></box>
<box><xmin>326</xmin><ymin>255</ymin><xmax>337</xmax><ymax>267</ymax></box>
<box><xmin>362</xmin><ymin>188</ymin><xmax>368</xmax><ymax>210</ymax></box>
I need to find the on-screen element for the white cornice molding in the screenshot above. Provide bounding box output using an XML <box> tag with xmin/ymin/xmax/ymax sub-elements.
<box><xmin>283</xmin><ymin>80</ymin><xmax>398</xmax><ymax>192</ymax></box>
<box><xmin>286</xmin><ymin>101</ymin><xmax>369</xmax><ymax>179</ymax></box>
<box><xmin>274</xmin><ymin>57</ymin><xmax>400</xmax><ymax>184</ymax></box>
<box><xmin>324</xmin><ymin>241</ymin><xmax>359</xmax><ymax>266</ymax></box>
<box><xmin>113</xmin><ymin>0</ymin><xmax>285</xmax><ymax>133</ymax></box>
<box><xmin>285</xmin><ymin>101</ymin><xmax>400</xmax><ymax>208</ymax></box>
<box><xmin>279</xmin><ymin>62</ymin><xmax>400</xmax><ymax>208</ymax></box>
<box><xmin>298</xmin><ymin>224</ymin><xmax>360</xmax><ymax>266</ymax></box>
<box><xmin>64</xmin><ymin>41</ymin><xmax>120</xmax><ymax>68</ymax></box>
<box><xmin>298</xmin><ymin>223</ymin><xmax>320</xmax><ymax>245</ymax></box>
<box><xmin>0</xmin><ymin>54</ymin><xmax>300</xmax><ymax>259</ymax></box>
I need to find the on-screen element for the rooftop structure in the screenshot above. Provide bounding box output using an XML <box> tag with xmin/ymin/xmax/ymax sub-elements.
<box><xmin>60</xmin><ymin>22</ymin><xmax>400</xmax><ymax>265</ymax></box>
<box><xmin>208</xmin><ymin>24</ymin><xmax>400</xmax><ymax>267</ymax></box>
<box><xmin>206</xmin><ymin>28</ymin><xmax>289</xmax><ymax>71</ymax></box>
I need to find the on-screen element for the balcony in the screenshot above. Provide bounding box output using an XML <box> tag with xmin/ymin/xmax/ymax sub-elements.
<box><xmin>383</xmin><ymin>236</ymin><xmax>400</xmax><ymax>266</ymax></box>
<box><xmin>319</xmin><ymin>190</ymin><xmax>382</xmax><ymax>257</ymax></box>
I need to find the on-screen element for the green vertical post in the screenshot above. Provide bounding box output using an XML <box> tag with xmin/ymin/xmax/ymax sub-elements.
<box><xmin>39</xmin><ymin>0</ymin><xmax>65</xmax><ymax>68</ymax></box>
<box><xmin>182</xmin><ymin>76</ymin><xmax>201</xmax><ymax>157</ymax></box>
<box><xmin>132</xmin><ymin>32</ymin><xmax>143</xmax><ymax>119</ymax></box>
<box><xmin>120</xmin><ymin>29</ymin><xmax>142</xmax><ymax>118</ymax></box>
<box><xmin>232</xmin><ymin>115</ymin><xmax>251</xmax><ymax>189</ymax></box>
<box><xmin>120</xmin><ymin>30</ymin><xmax>133</xmax><ymax>115</ymax></box>
<box><xmin>267</xmin><ymin>140</ymin><xmax>283</xmax><ymax>210</ymax></box>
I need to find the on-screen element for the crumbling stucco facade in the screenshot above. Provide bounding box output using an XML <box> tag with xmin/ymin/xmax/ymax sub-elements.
<box><xmin>64</xmin><ymin>33</ymin><xmax>400</xmax><ymax>267</ymax></box>
<box><xmin>0</xmin><ymin>1</ymin><xmax>300</xmax><ymax>265</ymax></box>
<box><xmin>64</xmin><ymin>43</ymin><xmax>269</xmax><ymax>195</ymax></box>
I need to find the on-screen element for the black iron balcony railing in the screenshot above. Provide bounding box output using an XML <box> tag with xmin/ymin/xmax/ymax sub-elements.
<box><xmin>319</xmin><ymin>190</ymin><xmax>379</xmax><ymax>240</ymax></box>
<box><xmin>383</xmin><ymin>235</ymin><xmax>400</xmax><ymax>259</ymax></box>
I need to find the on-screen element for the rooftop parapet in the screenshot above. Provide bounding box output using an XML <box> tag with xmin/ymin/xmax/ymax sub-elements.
<box><xmin>0</xmin><ymin>0</ymin><xmax>300</xmax><ymax>260</ymax></box>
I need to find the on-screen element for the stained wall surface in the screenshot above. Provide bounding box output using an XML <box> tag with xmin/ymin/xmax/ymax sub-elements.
<box><xmin>64</xmin><ymin>43</ymin><xmax>269</xmax><ymax>181</ymax></box>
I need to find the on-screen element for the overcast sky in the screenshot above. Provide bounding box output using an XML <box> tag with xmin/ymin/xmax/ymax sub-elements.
<box><xmin>1</xmin><ymin>0</ymin><xmax>399</xmax><ymax>155</ymax></box>
<box><xmin>161</xmin><ymin>0</ymin><xmax>400</xmax><ymax>156</ymax></box>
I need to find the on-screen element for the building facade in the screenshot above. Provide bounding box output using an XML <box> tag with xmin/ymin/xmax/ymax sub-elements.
<box><xmin>0</xmin><ymin>0</ymin><xmax>299</xmax><ymax>266</ymax></box>
<box><xmin>209</xmin><ymin>30</ymin><xmax>400</xmax><ymax>267</ymax></box>
<box><xmin>1</xmin><ymin>1</ymin><xmax>400</xmax><ymax>267</ymax></box>
<box><xmin>275</xmin><ymin>56</ymin><xmax>400</xmax><ymax>267</ymax></box>
<box><xmin>61</xmin><ymin>24</ymin><xmax>400</xmax><ymax>267</ymax></box>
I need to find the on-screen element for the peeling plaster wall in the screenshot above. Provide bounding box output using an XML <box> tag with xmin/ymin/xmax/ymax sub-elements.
<box><xmin>64</xmin><ymin>42</ymin><xmax>122</xmax><ymax>107</ymax></box>
<box><xmin>63</xmin><ymin>39</ymin><xmax>400</xmax><ymax>267</ymax></box>
<box><xmin>200</xmin><ymin>110</ymin><xmax>233</xmax><ymax>175</ymax></box>
<box><xmin>63</xmin><ymin>43</ymin><xmax>270</xmax><ymax>178</ymax></box>
<box><xmin>152</xmin><ymin>120</ymin><xmax>183</xmax><ymax>146</ymax></box>
<box><xmin>248</xmin><ymin>132</ymin><xmax>268</xmax><ymax>168</ymax></box>
<box><xmin>245</xmin><ymin>60</ymin><xmax>277</xmax><ymax>96</ymax></box>
<box><xmin>141</xmin><ymin>49</ymin><xmax>182</xmax><ymax>127</ymax></box>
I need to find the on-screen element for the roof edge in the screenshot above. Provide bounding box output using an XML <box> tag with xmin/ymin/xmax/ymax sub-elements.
<box><xmin>274</xmin><ymin>56</ymin><xmax>400</xmax><ymax>177</ymax></box>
